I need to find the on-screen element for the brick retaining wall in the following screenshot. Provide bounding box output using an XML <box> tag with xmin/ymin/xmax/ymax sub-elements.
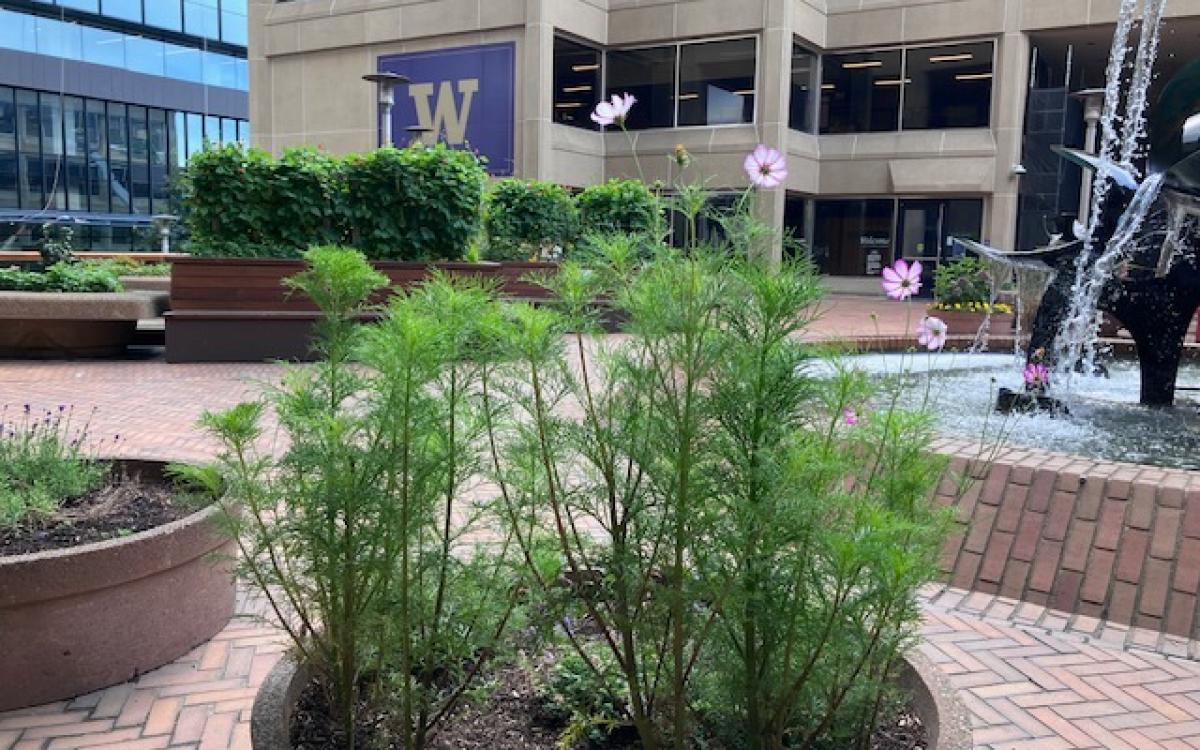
<box><xmin>933</xmin><ymin>438</ymin><xmax>1200</xmax><ymax>638</ymax></box>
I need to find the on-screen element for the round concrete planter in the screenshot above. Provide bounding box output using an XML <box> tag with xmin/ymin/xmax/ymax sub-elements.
<box><xmin>0</xmin><ymin>461</ymin><xmax>236</xmax><ymax>711</ymax></box>
<box><xmin>927</xmin><ymin>307</ymin><xmax>1015</xmax><ymax>336</ymax></box>
<box><xmin>251</xmin><ymin>651</ymin><xmax>971</xmax><ymax>750</ymax></box>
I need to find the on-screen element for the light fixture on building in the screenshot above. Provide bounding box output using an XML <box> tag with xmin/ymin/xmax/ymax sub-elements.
<box><xmin>1011</xmin><ymin>163</ymin><xmax>1028</xmax><ymax>176</ymax></box>
<box><xmin>733</xmin><ymin>89</ymin><xmax>755</xmax><ymax>96</ymax></box>
<box><xmin>572</xmin><ymin>63</ymin><xmax>600</xmax><ymax>72</ymax></box>
<box><xmin>555</xmin><ymin>102</ymin><xmax>585</xmax><ymax>108</ymax></box>
<box><xmin>842</xmin><ymin>60</ymin><xmax>883</xmax><ymax>69</ymax></box>
<box><xmin>873</xmin><ymin>78</ymin><xmax>910</xmax><ymax>86</ymax></box>
<box><xmin>561</xmin><ymin>85</ymin><xmax>593</xmax><ymax>93</ymax></box>
<box><xmin>929</xmin><ymin>53</ymin><xmax>974</xmax><ymax>63</ymax></box>
<box><xmin>362</xmin><ymin>71</ymin><xmax>411</xmax><ymax>148</ymax></box>
<box><xmin>821</xmin><ymin>83</ymin><xmax>836</xmax><ymax>90</ymax></box>
<box><xmin>955</xmin><ymin>72</ymin><xmax>993</xmax><ymax>81</ymax></box>
<box><xmin>678</xmin><ymin>92</ymin><xmax>700</xmax><ymax>100</ymax></box>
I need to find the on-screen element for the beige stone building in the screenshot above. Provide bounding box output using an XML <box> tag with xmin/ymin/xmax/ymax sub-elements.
<box><xmin>249</xmin><ymin>0</ymin><xmax>1200</xmax><ymax>289</ymax></box>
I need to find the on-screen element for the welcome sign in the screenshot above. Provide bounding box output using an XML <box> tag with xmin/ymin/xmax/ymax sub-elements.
<box><xmin>378</xmin><ymin>43</ymin><xmax>516</xmax><ymax>176</ymax></box>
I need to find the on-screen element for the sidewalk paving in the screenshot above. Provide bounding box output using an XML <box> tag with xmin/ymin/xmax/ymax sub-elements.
<box><xmin>3</xmin><ymin>348</ymin><xmax>1200</xmax><ymax>749</ymax></box>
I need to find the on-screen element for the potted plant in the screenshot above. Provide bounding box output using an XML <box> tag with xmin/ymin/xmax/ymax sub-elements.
<box><xmin>0</xmin><ymin>406</ymin><xmax>235</xmax><ymax>711</ymax></box>
<box><xmin>929</xmin><ymin>256</ymin><xmax>1015</xmax><ymax>335</ymax></box>
<box><xmin>0</xmin><ymin>228</ymin><xmax>169</xmax><ymax>357</ymax></box>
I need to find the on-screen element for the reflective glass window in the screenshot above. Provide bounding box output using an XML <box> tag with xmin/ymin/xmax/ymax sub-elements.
<box><xmin>146</xmin><ymin>0</ymin><xmax>184</xmax><ymax>32</ymax></box>
<box><xmin>237</xmin><ymin>118</ymin><xmax>249</xmax><ymax>145</ymax></box>
<box><xmin>101</xmin><ymin>0</ymin><xmax>142</xmax><ymax>23</ymax></box>
<box><xmin>606</xmin><ymin>46</ymin><xmax>676</xmax><ymax>130</ymax></box>
<box><xmin>184</xmin><ymin>0</ymin><xmax>220</xmax><ymax>39</ymax></box>
<box><xmin>170</xmin><ymin>111</ymin><xmax>185</xmax><ymax>168</ymax></box>
<box><xmin>107</xmin><ymin>102</ymin><xmax>131</xmax><ymax>212</ymax></box>
<box><xmin>820</xmin><ymin>49</ymin><xmax>903</xmax><ymax>134</ymax></box>
<box><xmin>129</xmin><ymin>105</ymin><xmax>150</xmax><ymax>213</ymax></box>
<box><xmin>812</xmin><ymin>199</ymin><xmax>896</xmax><ymax>276</ymax></box>
<box><xmin>59</xmin><ymin>0</ymin><xmax>100</xmax><ymax>12</ymax></box>
<box><xmin>63</xmin><ymin>96</ymin><xmax>88</xmax><ymax>211</ymax></box>
<box><xmin>164</xmin><ymin>43</ymin><xmax>203</xmax><ymax>83</ymax></box>
<box><xmin>36</xmin><ymin>17</ymin><xmax>83</xmax><ymax>60</ymax></box>
<box><xmin>221</xmin><ymin>0</ymin><xmax>247</xmax><ymax>45</ymax></box>
<box><xmin>552</xmin><ymin>37</ymin><xmax>601</xmax><ymax>129</ymax></box>
<box><xmin>148</xmin><ymin>108</ymin><xmax>169</xmax><ymax>211</ymax></box>
<box><xmin>126</xmin><ymin>36</ymin><xmax>165</xmax><ymax>77</ymax></box>
<box><xmin>903</xmin><ymin>42</ymin><xmax>994</xmax><ymax>129</ymax></box>
<box><xmin>220</xmin><ymin>117</ymin><xmax>236</xmax><ymax>145</ymax></box>
<box><xmin>0</xmin><ymin>10</ymin><xmax>38</xmax><ymax>53</ymax></box>
<box><xmin>677</xmin><ymin>38</ymin><xmax>755</xmax><ymax>127</ymax></box>
<box><xmin>0</xmin><ymin>87</ymin><xmax>16</xmax><ymax>209</ymax></box>
<box><xmin>202</xmin><ymin>52</ymin><xmax>238</xmax><ymax>88</ymax></box>
<box><xmin>790</xmin><ymin>44</ymin><xmax>818</xmax><ymax>133</ymax></box>
<box><xmin>81</xmin><ymin>25</ymin><xmax>126</xmax><ymax>68</ymax></box>
<box><xmin>16</xmin><ymin>90</ymin><xmax>41</xmax><ymax>210</ymax></box>
<box><xmin>185</xmin><ymin>112</ymin><xmax>203</xmax><ymax>157</ymax></box>
<box><xmin>40</xmin><ymin>94</ymin><xmax>65</xmax><ymax>210</ymax></box>
<box><xmin>204</xmin><ymin>114</ymin><xmax>220</xmax><ymax>143</ymax></box>
<box><xmin>85</xmin><ymin>99</ymin><xmax>109</xmax><ymax>211</ymax></box>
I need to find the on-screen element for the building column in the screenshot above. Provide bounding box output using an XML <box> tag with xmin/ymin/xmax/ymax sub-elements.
<box><xmin>755</xmin><ymin>0</ymin><xmax>795</xmax><ymax>268</ymax></box>
<box><xmin>247</xmin><ymin>0</ymin><xmax>274</xmax><ymax>153</ymax></box>
<box><xmin>520</xmin><ymin>0</ymin><xmax>554</xmax><ymax>179</ymax></box>
<box><xmin>987</xmin><ymin>27</ymin><xmax>1031</xmax><ymax>251</ymax></box>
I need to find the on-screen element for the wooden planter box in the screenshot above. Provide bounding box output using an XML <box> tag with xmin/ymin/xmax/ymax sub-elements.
<box><xmin>0</xmin><ymin>461</ymin><xmax>235</xmax><ymax>711</ymax></box>
<box><xmin>927</xmin><ymin>307</ymin><xmax>1015</xmax><ymax>338</ymax></box>
<box><xmin>166</xmin><ymin>257</ymin><xmax>558</xmax><ymax>363</ymax></box>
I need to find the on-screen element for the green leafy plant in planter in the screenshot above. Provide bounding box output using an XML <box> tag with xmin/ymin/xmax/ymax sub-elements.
<box><xmin>932</xmin><ymin>256</ymin><xmax>1012</xmax><ymax>315</ymax></box>
<box><xmin>195</xmin><ymin>246</ymin><xmax>519</xmax><ymax>750</ymax></box>
<box><xmin>483</xmin><ymin>179</ymin><xmax>579</xmax><ymax>261</ymax></box>
<box><xmin>0</xmin><ymin>405</ymin><xmax>106</xmax><ymax>528</ymax></box>
<box><xmin>0</xmin><ymin>263</ymin><xmax>122</xmax><ymax>293</ymax></box>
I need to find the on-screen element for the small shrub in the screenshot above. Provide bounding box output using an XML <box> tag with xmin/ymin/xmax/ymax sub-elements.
<box><xmin>0</xmin><ymin>405</ymin><xmax>106</xmax><ymax>528</ymax></box>
<box><xmin>576</xmin><ymin>179</ymin><xmax>662</xmax><ymax>238</ymax></box>
<box><xmin>483</xmin><ymin>179</ymin><xmax>578</xmax><ymax>261</ymax></box>
<box><xmin>39</xmin><ymin>224</ymin><xmax>76</xmax><ymax>267</ymax></box>
<box><xmin>0</xmin><ymin>263</ymin><xmax>122</xmax><ymax>293</ymax></box>
<box><xmin>80</xmin><ymin>259</ymin><xmax>171</xmax><ymax>278</ymax></box>
<box><xmin>933</xmin><ymin>257</ymin><xmax>993</xmax><ymax>306</ymax></box>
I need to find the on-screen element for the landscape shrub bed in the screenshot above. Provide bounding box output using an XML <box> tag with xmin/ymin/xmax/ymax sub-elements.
<box><xmin>0</xmin><ymin>263</ymin><xmax>122</xmax><ymax>293</ymax></box>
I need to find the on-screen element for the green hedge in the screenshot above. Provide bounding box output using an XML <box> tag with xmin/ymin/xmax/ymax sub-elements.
<box><xmin>483</xmin><ymin>179</ymin><xmax>579</xmax><ymax>261</ymax></box>
<box><xmin>0</xmin><ymin>263</ymin><xmax>123</xmax><ymax>293</ymax></box>
<box><xmin>577</xmin><ymin>179</ymin><xmax>662</xmax><ymax>238</ymax></box>
<box><xmin>182</xmin><ymin>143</ymin><xmax>486</xmax><ymax>261</ymax></box>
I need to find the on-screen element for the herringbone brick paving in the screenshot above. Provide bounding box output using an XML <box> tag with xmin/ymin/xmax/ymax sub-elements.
<box><xmin>6</xmin><ymin>355</ymin><xmax>1200</xmax><ymax>749</ymax></box>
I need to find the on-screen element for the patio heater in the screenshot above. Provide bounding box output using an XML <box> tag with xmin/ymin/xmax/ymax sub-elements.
<box><xmin>362</xmin><ymin>72</ymin><xmax>411</xmax><ymax>148</ymax></box>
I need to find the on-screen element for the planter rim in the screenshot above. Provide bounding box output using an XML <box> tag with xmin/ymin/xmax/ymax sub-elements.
<box><xmin>172</xmin><ymin>256</ymin><xmax>508</xmax><ymax>269</ymax></box>
<box><xmin>0</xmin><ymin>458</ymin><xmax>227</xmax><ymax>607</ymax></box>
<box><xmin>251</xmin><ymin>652</ymin><xmax>972</xmax><ymax>750</ymax></box>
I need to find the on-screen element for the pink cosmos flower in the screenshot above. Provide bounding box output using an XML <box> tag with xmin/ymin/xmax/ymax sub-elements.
<box><xmin>843</xmin><ymin>408</ymin><xmax>859</xmax><ymax>426</ymax></box>
<box><xmin>916</xmin><ymin>316</ymin><xmax>948</xmax><ymax>351</ymax></box>
<box><xmin>1023</xmin><ymin>362</ymin><xmax>1050</xmax><ymax>390</ymax></box>
<box><xmin>591</xmin><ymin>93</ymin><xmax>636</xmax><ymax>127</ymax></box>
<box><xmin>744</xmin><ymin>145</ymin><xmax>788</xmax><ymax>188</ymax></box>
<box><xmin>881</xmin><ymin>259</ymin><xmax>923</xmax><ymax>300</ymax></box>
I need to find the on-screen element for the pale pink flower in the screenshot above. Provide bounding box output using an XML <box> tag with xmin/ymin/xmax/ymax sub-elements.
<box><xmin>881</xmin><ymin>259</ymin><xmax>923</xmax><ymax>300</ymax></box>
<box><xmin>1023</xmin><ymin>362</ymin><xmax>1050</xmax><ymax>390</ymax></box>
<box><xmin>916</xmin><ymin>316</ymin><xmax>948</xmax><ymax>351</ymax></box>
<box><xmin>843</xmin><ymin>408</ymin><xmax>859</xmax><ymax>426</ymax></box>
<box><xmin>744</xmin><ymin>145</ymin><xmax>788</xmax><ymax>188</ymax></box>
<box><xmin>591</xmin><ymin>93</ymin><xmax>636</xmax><ymax>127</ymax></box>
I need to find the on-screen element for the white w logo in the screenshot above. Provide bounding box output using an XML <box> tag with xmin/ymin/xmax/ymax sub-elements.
<box><xmin>408</xmin><ymin>79</ymin><xmax>480</xmax><ymax>145</ymax></box>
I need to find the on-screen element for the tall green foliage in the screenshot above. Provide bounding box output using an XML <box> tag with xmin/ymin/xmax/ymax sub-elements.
<box><xmin>182</xmin><ymin>143</ymin><xmax>485</xmax><ymax>261</ymax></box>
<box><xmin>194</xmin><ymin>247</ymin><xmax>517</xmax><ymax>749</ymax></box>
<box><xmin>576</xmin><ymin>178</ymin><xmax>662</xmax><ymax>238</ymax></box>
<box><xmin>483</xmin><ymin>179</ymin><xmax>579</xmax><ymax>261</ymax></box>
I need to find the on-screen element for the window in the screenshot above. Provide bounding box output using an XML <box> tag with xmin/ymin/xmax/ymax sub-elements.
<box><xmin>820</xmin><ymin>49</ymin><xmax>903</xmax><ymax>134</ymax></box>
<box><xmin>81</xmin><ymin>26</ymin><xmax>126</xmax><ymax>69</ymax></box>
<box><xmin>170</xmin><ymin>111</ymin><xmax>186</xmax><ymax>169</ymax></box>
<box><xmin>221</xmin><ymin>117</ymin><xmax>237</xmax><ymax>145</ymax></box>
<box><xmin>812</xmin><ymin>199</ymin><xmax>896</xmax><ymax>276</ymax></box>
<box><xmin>237</xmin><ymin>119</ymin><xmax>250</xmax><ymax>146</ymax></box>
<box><xmin>149</xmin><ymin>108</ymin><xmax>169</xmax><ymax>211</ymax></box>
<box><xmin>36</xmin><ymin>17</ymin><xmax>83</xmax><ymax>60</ymax></box>
<box><xmin>0</xmin><ymin>87</ymin><xmax>16</xmax><ymax>209</ymax></box>
<box><xmin>0</xmin><ymin>10</ymin><xmax>36</xmax><ymax>54</ymax></box>
<box><xmin>59</xmin><ymin>0</ymin><xmax>100</xmax><ymax>13</ymax></box>
<box><xmin>40</xmin><ymin>94</ymin><xmax>65</xmax><ymax>210</ymax></box>
<box><xmin>186</xmin><ymin>112</ymin><xmax>203</xmax><ymax>157</ymax></box>
<box><xmin>903</xmin><ymin>42</ymin><xmax>993</xmax><ymax>129</ymax></box>
<box><xmin>101</xmin><ymin>0</ymin><xmax>142</xmax><ymax>23</ymax></box>
<box><xmin>64</xmin><ymin>96</ymin><xmax>88</xmax><ymax>210</ymax></box>
<box><xmin>606</xmin><ymin>46</ymin><xmax>676</xmax><ymax>130</ymax></box>
<box><xmin>789</xmin><ymin>44</ymin><xmax>818</xmax><ymax>133</ymax></box>
<box><xmin>128</xmin><ymin>105</ymin><xmax>150</xmax><ymax>214</ymax></box>
<box><xmin>126</xmin><ymin>36</ymin><xmax>165</xmax><ymax>77</ymax></box>
<box><xmin>85</xmin><ymin>98</ymin><xmax>109</xmax><ymax>211</ymax></box>
<box><xmin>897</xmin><ymin>198</ymin><xmax>983</xmax><ymax>263</ymax></box>
<box><xmin>184</xmin><ymin>0</ymin><xmax>220</xmax><ymax>40</ymax></box>
<box><xmin>221</xmin><ymin>0</ymin><xmax>248</xmax><ymax>46</ymax></box>
<box><xmin>677</xmin><ymin>38</ymin><xmax>755</xmax><ymax>127</ymax></box>
<box><xmin>783</xmin><ymin>193</ymin><xmax>810</xmax><ymax>257</ymax></box>
<box><xmin>107</xmin><ymin>102</ymin><xmax>131</xmax><ymax>212</ymax></box>
<box><xmin>146</xmin><ymin>0</ymin><xmax>184</xmax><ymax>32</ymax></box>
<box><xmin>165</xmin><ymin>43</ymin><xmax>203</xmax><ymax>83</ymax></box>
<box><xmin>553</xmin><ymin>37</ymin><xmax>601</xmax><ymax>129</ymax></box>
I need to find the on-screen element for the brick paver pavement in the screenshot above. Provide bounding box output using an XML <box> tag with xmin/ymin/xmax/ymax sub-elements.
<box><xmin>6</xmin><ymin>354</ymin><xmax>1200</xmax><ymax>749</ymax></box>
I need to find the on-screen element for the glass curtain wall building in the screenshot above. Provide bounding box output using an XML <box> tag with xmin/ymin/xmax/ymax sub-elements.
<box><xmin>0</xmin><ymin>0</ymin><xmax>248</xmax><ymax>250</ymax></box>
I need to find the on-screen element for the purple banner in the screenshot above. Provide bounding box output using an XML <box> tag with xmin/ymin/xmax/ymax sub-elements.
<box><xmin>378</xmin><ymin>43</ymin><xmax>516</xmax><ymax>176</ymax></box>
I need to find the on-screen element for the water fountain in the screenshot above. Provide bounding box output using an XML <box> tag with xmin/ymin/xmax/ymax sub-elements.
<box><xmin>961</xmin><ymin>0</ymin><xmax>1200</xmax><ymax>408</ymax></box>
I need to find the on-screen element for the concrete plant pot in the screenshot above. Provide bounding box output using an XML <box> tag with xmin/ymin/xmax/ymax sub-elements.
<box><xmin>0</xmin><ymin>290</ymin><xmax>168</xmax><ymax>358</ymax></box>
<box><xmin>928</xmin><ymin>306</ymin><xmax>1014</xmax><ymax>337</ymax></box>
<box><xmin>0</xmin><ymin>460</ymin><xmax>236</xmax><ymax>711</ymax></box>
<box><xmin>250</xmin><ymin>651</ymin><xmax>971</xmax><ymax>750</ymax></box>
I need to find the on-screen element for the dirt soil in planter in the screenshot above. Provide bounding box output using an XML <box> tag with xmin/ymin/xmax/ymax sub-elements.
<box><xmin>0</xmin><ymin>479</ymin><xmax>194</xmax><ymax>556</ymax></box>
<box><xmin>291</xmin><ymin>662</ymin><xmax>927</xmax><ymax>750</ymax></box>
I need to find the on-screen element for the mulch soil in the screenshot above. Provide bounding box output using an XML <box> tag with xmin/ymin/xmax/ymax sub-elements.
<box><xmin>0</xmin><ymin>478</ymin><xmax>192</xmax><ymax>556</ymax></box>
